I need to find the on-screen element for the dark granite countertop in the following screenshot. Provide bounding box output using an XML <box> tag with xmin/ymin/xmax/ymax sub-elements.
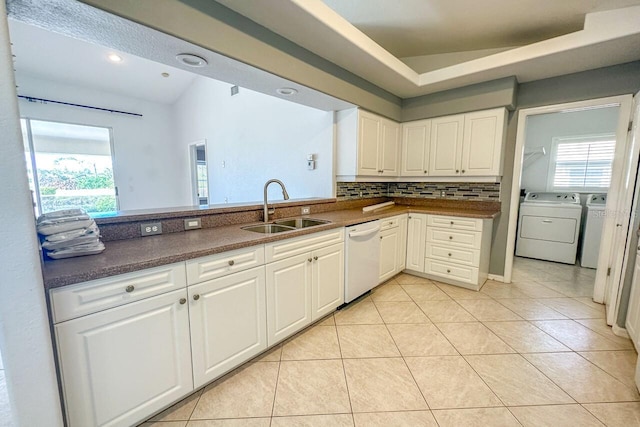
<box><xmin>42</xmin><ymin>205</ymin><xmax>499</xmax><ymax>289</ymax></box>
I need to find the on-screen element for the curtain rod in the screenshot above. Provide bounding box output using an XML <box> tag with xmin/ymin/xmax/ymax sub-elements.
<box><xmin>17</xmin><ymin>95</ymin><xmax>143</xmax><ymax>117</ymax></box>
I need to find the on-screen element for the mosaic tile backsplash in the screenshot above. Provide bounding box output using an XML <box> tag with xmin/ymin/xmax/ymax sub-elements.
<box><xmin>336</xmin><ymin>182</ymin><xmax>501</xmax><ymax>201</ymax></box>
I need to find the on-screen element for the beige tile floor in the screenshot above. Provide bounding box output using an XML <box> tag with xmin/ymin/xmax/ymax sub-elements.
<box><xmin>141</xmin><ymin>257</ymin><xmax>640</xmax><ymax>426</ymax></box>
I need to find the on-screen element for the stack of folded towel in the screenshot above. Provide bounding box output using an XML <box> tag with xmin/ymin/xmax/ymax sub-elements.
<box><xmin>36</xmin><ymin>209</ymin><xmax>105</xmax><ymax>259</ymax></box>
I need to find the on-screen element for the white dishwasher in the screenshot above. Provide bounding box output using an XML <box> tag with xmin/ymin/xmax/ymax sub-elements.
<box><xmin>344</xmin><ymin>220</ymin><xmax>381</xmax><ymax>304</ymax></box>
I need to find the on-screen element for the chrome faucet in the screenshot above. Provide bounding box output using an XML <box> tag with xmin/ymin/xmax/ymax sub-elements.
<box><xmin>263</xmin><ymin>179</ymin><xmax>290</xmax><ymax>222</ymax></box>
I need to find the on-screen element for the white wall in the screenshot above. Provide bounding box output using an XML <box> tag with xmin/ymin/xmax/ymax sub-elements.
<box><xmin>173</xmin><ymin>77</ymin><xmax>334</xmax><ymax>204</ymax></box>
<box><xmin>0</xmin><ymin>6</ymin><xmax>63</xmax><ymax>426</ymax></box>
<box><xmin>521</xmin><ymin>106</ymin><xmax>620</xmax><ymax>193</ymax></box>
<box><xmin>16</xmin><ymin>74</ymin><xmax>192</xmax><ymax>211</ymax></box>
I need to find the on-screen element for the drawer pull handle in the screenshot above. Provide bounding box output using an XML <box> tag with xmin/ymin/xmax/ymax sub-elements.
<box><xmin>447</xmin><ymin>269</ymin><xmax>451</xmax><ymax>273</ymax></box>
<box><xmin>314</xmin><ymin>256</ymin><xmax>318</xmax><ymax>261</ymax></box>
<box><xmin>448</xmin><ymin>253</ymin><xmax>452</xmax><ymax>257</ymax></box>
<box><xmin>542</xmin><ymin>220</ymin><xmax>553</xmax><ymax>223</ymax></box>
<box><xmin>308</xmin><ymin>258</ymin><xmax>313</xmax><ymax>263</ymax></box>
<box><xmin>449</xmin><ymin>236</ymin><xmax>453</xmax><ymax>240</ymax></box>
<box><xmin>193</xmin><ymin>294</ymin><xmax>200</xmax><ymax>301</ymax></box>
<box><xmin>228</xmin><ymin>260</ymin><xmax>235</xmax><ymax>266</ymax></box>
<box><xmin>179</xmin><ymin>298</ymin><xmax>186</xmax><ymax>305</ymax></box>
<box><xmin>125</xmin><ymin>285</ymin><xmax>135</xmax><ymax>293</ymax></box>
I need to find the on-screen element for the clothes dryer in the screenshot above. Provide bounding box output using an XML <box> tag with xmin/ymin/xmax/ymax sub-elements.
<box><xmin>515</xmin><ymin>192</ymin><xmax>582</xmax><ymax>264</ymax></box>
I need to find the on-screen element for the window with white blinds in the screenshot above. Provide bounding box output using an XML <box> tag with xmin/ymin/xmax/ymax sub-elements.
<box><xmin>547</xmin><ymin>135</ymin><xmax>616</xmax><ymax>191</ymax></box>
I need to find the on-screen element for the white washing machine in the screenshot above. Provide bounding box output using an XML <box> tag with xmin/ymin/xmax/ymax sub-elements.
<box><xmin>580</xmin><ymin>193</ymin><xmax>607</xmax><ymax>269</ymax></box>
<box><xmin>515</xmin><ymin>192</ymin><xmax>582</xmax><ymax>264</ymax></box>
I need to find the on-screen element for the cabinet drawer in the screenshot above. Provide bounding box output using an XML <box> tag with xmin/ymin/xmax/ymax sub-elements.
<box><xmin>427</xmin><ymin>227</ymin><xmax>481</xmax><ymax>249</ymax></box>
<box><xmin>427</xmin><ymin>215</ymin><xmax>483</xmax><ymax>232</ymax></box>
<box><xmin>186</xmin><ymin>245</ymin><xmax>265</xmax><ymax>285</ymax></box>
<box><xmin>380</xmin><ymin>215</ymin><xmax>403</xmax><ymax>231</ymax></box>
<box><xmin>425</xmin><ymin>259</ymin><xmax>479</xmax><ymax>284</ymax></box>
<box><xmin>265</xmin><ymin>228</ymin><xmax>344</xmax><ymax>263</ymax></box>
<box><xmin>50</xmin><ymin>263</ymin><xmax>187</xmax><ymax>324</ymax></box>
<box><xmin>425</xmin><ymin>243</ymin><xmax>480</xmax><ymax>267</ymax></box>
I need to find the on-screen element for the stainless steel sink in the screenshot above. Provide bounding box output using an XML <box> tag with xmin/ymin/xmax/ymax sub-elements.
<box><xmin>241</xmin><ymin>224</ymin><xmax>295</xmax><ymax>234</ymax></box>
<box><xmin>274</xmin><ymin>218</ymin><xmax>331</xmax><ymax>228</ymax></box>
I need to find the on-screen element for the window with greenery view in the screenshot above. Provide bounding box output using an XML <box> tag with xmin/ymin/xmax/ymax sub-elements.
<box><xmin>21</xmin><ymin>119</ymin><xmax>118</xmax><ymax>215</ymax></box>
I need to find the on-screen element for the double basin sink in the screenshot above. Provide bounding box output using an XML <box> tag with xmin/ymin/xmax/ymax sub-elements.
<box><xmin>242</xmin><ymin>218</ymin><xmax>330</xmax><ymax>234</ymax></box>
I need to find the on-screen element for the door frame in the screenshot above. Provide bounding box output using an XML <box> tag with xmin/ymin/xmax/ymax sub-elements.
<box><xmin>188</xmin><ymin>139</ymin><xmax>207</xmax><ymax>205</ymax></box>
<box><xmin>504</xmin><ymin>95</ymin><xmax>633</xmax><ymax>315</ymax></box>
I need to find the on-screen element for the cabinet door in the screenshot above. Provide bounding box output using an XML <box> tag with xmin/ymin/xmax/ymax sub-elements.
<box><xmin>379</xmin><ymin>227</ymin><xmax>399</xmax><ymax>283</ymax></box>
<box><xmin>266</xmin><ymin>253</ymin><xmax>312</xmax><ymax>346</ymax></box>
<box><xmin>429</xmin><ymin>115</ymin><xmax>464</xmax><ymax>176</ymax></box>
<box><xmin>55</xmin><ymin>289</ymin><xmax>192</xmax><ymax>427</ymax></box>
<box><xmin>189</xmin><ymin>266</ymin><xmax>267</xmax><ymax>388</ymax></box>
<box><xmin>380</xmin><ymin>119</ymin><xmax>400</xmax><ymax>176</ymax></box>
<box><xmin>311</xmin><ymin>243</ymin><xmax>344</xmax><ymax>320</ymax></box>
<box><xmin>396</xmin><ymin>215</ymin><xmax>408</xmax><ymax>271</ymax></box>
<box><xmin>626</xmin><ymin>254</ymin><xmax>640</xmax><ymax>345</ymax></box>
<box><xmin>406</xmin><ymin>214</ymin><xmax>427</xmax><ymax>272</ymax></box>
<box><xmin>357</xmin><ymin>111</ymin><xmax>381</xmax><ymax>175</ymax></box>
<box><xmin>401</xmin><ymin>120</ymin><xmax>431</xmax><ymax>176</ymax></box>
<box><xmin>461</xmin><ymin>108</ymin><xmax>505</xmax><ymax>176</ymax></box>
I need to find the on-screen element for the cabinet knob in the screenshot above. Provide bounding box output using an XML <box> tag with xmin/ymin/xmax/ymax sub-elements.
<box><xmin>462</xmin><ymin>170</ymin><xmax>465</xmax><ymax>173</ymax></box>
<box><xmin>125</xmin><ymin>285</ymin><xmax>135</xmax><ymax>293</ymax></box>
<box><xmin>380</xmin><ymin>236</ymin><xmax>383</xmax><ymax>239</ymax></box>
<box><xmin>313</xmin><ymin>256</ymin><xmax>318</xmax><ymax>261</ymax></box>
<box><xmin>456</xmin><ymin>169</ymin><xmax>459</xmax><ymax>173</ymax></box>
<box><xmin>193</xmin><ymin>294</ymin><xmax>200</xmax><ymax>301</ymax></box>
<box><xmin>447</xmin><ymin>269</ymin><xmax>451</xmax><ymax>273</ymax></box>
<box><xmin>179</xmin><ymin>298</ymin><xmax>186</xmax><ymax>305</ymax></box>
<box><xmin>308</xmin><ymin>258</ymin><xmax>313</xmax><ymax>263</ymax></box>
<box><xmin>228</xmin><ymin>260</ymin><xmax>235</xmax><ymax>266</ymax></box>
<box><xmin>424</xmin><ymin>170</ymin><xmax>427</xmax><ymax>174</ymax></box>
<box><xmin>449</xmin><ymin>236</ymin><xmax>453</xmax><ymax>240</ymax></box>
<box><xmin>448</xmin><ymin>253</ymin><xmax>452</xmax><ymax>257</ymax></box>
<box><xmin>450</xmin><ymin>221</ymin><xmax>454</xmax><ymax>225</ymax></box>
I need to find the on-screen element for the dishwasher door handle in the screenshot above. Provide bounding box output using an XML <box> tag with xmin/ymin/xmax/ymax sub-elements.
<box><xmin>349</xmin><ymin>226</ymin><xmax>381</xmax><ymax>238</ymax></box>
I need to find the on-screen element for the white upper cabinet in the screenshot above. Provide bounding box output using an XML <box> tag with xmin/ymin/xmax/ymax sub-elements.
<box><xmin>429</xmin><ymin>114</ymin><xmax>465</xmax><ymax>176</ymax></box>
<box><xmin>461</xmin><ymin>108</ymin><xmax>506</xmax><ymax>176</ymax></box>
<box><xmin>337</xmin><ymin>108</ymin><xmax>400</xmax><ymax>178</ymax></box>
<box><xmin>402</xmin><ymin>107</ymin><xmax>506</xmax><ymax>178</ymax></box>
<box><xmin>401</xmin><ymin>119</ymin><xmax>431</xmax><ymax>176</ymax></box>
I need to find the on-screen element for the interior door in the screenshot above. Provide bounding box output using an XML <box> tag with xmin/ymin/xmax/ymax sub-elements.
<box><xmin>597</xmin><ymin>92</ymin><xmax>640</xmax><ymax>325</ymax></box>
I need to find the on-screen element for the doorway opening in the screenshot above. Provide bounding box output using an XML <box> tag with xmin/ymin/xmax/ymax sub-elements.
<box><xmin>505</xmin><ymin>95</ymin><xmax>635</xmax><ymax>326</ymax></box>
<box><xmin>189</xmin><ymin>140</ymin><xmax>209</xmax><ymax>206</ymax></box>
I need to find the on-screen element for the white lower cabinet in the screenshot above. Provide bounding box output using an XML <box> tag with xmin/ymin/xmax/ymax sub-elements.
<box><xmin>266</xmin><ymin>253</ymin><xmax>313</xmax><ymax>345</ymax></box>
<box><xmin>406</xmin><ymin>214</ymin><xmax>427</xmax><ymax>272</ymax></box>
<box><xmin>188</xmin><ymin>266</ymin><xmax>267</xmax><ymax>388</ymax></box>
<box><xmin>379</xmin><ymin>214</ymin><xmax>408</xmax><ymax>283</ymax></box>
<box><xmin>55</xmin><ymin>289</ymin><xmax>193</xmax><ymax>427</ymax></box>
<box><xmin>265</xmin><ymin>232</ymin><xmax>344</xmax><ymax>346</ymax></box>
<box><xmin>405</xmin><ymin>214</ymin><xmax>493</xmax><ymax>291</ymax></box>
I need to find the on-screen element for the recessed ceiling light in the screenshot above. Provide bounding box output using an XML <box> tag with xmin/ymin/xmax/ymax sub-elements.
<box><xmin>161</xmin><ymin>72</ymin><xmax>170</xmax><ymax>78</ymax></box>
<box><xmin>107</xmin><ymin>53</ymin><xmax>123</xmax><ymax>63</ymax></box>
<box><xmin>277</xmin><ymin>87</ymin><xmax>298</xmax><ymax>96</ymax></box>
<box><xmin>176</xmin><ymin>53</ymin><xmax>208</xmax><ymax>67</ymax></box>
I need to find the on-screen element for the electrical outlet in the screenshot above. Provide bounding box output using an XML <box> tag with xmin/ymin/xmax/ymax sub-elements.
<box><xmin>141</xmin><ymin>222</ymin><xmax>162</xmax><ymax>236</ymax></box>
<box><xmin>301</xmin><ymin>206</ymin><xmax>310</xmax><ymax>215</ymax></box>
<box><xmin>184</xmin><ymin>218</ymin><xmax>202</xmax><ymax>230</ymax></box>
<box><xmin>440</xmin><ymin>190</ymin><xmax>446</xmax><ymax>198</ymax></box>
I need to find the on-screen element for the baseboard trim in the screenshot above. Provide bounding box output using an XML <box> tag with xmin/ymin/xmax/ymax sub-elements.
<box><xmin>488</xmin><ymin>274</ymin><xmax>504</xmax><ymax>282</ymax></box>
<box><xmin>612</xmin><ymin>324</ymin><xmax>630</xmax><ymax>338</ymax></box>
